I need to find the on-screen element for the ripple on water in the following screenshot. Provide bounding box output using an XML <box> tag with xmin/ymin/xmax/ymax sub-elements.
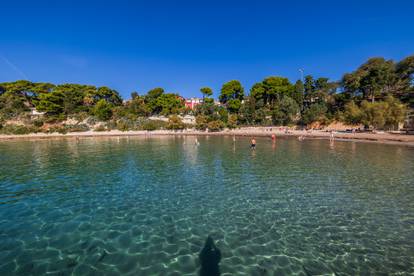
<box><xmin>0</xmin><ymin>137</ymin><xmax>413</xmax><ymax>275</ymax></box>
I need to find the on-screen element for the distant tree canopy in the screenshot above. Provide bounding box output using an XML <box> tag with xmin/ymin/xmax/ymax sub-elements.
<box><xmin>200</xmin><ymin>87</ymin><xmax>213</xmax><ymax>98</ymax></box>
<box><xmin>219</xmin><ymin>80</ymin><xmax>244</xmax><ymax>113</ymax></box>
<box><xmin>0</xmin><ymin>55</ymin><xmax>412</xmax><ymax>130</ymax></box>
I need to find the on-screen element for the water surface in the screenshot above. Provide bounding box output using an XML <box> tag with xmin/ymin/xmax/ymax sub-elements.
<box><xmin>0</xmin><ymin>136</ymin><xmax>413</xmax><ymax>275</ymax></box>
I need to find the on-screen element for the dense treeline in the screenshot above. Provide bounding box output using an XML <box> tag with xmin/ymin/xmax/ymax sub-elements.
<box><xmin>0</xmin><ymin>55</ymin><xmax>413</xmax><ymax>133</ymax></box>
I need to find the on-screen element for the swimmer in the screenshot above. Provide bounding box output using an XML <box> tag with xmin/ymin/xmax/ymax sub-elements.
<box><xmin>271</xmin><ymin>134</ymin><xmax>276</xmax><ymax>141</ymax></box>
<box><xmin>250</xmin><ymin>137</ymin><xmax>256</xmax><ymax>149</ymax></box>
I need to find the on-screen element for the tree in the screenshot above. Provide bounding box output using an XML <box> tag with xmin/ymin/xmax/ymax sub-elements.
<box><xmin>383</xmin><ymin>95</ymin><xmax>407</xmax><ymax>129</ymax></box>
<box><xmin>395</xmin><ymin>55</ymin><xmax>414</xmax><ymax>105</ymax></box>
<box><xmin>292</xmin><ymin>80</ymin><xmax>304</xmax><ymax>111</ymax></box>
<box><xmin>219</xmin><ymin>80</ymin><xmax>244</xmax><ymax>106</ymax></box>
<box><xmin>302</xmin><ymin>103</ymin><xmax>328</xmax><ymax>125</ymax></box>
<box><xmin>251</xmin><ymin>77</ymin><xmax>294</xmax><ymax>106</ymax></box>
<box><xmin>36</xmin><ymin>91</ymin><xmax>64</xmax><ymax>115</ymax></box>
<box><xmin>128</xmin><ymin>96</ymin><xmax>150</xmax><ymax>116</ymax></box>
<box><xmin>343</xmin><ymin>101</ymin><xmax>363</xmax><ymax>125</ymax></box>
<box><xmin>304</xmin><ymin>75</ymin><xmax>316</xmax><ymax>103</ymax></box>
<box><xmin>200</xmin><ymin>87</ymin><xmax>213</xmax><ymax>99</ymax></box>
<box><xmin>93</xmin><ymin>99</ymin><xmax>113</xmax><ymax>121</ymax></box>
<box><xmin>145</xmin><ymin>87</ymin><xmax>165</xmax><ymax>113</ymax></box>
<box><xmin>271</xmin><ymin>96</ymin><xmax>300</xmax><ymax>125</ymax></box>
<box><xmin>227</xmin><ymin>99</ymin><xmax>242</xmax><ymax>113</ymax></box>
<box><xmin>131</xmin><ymin>92</ymin><xmax>139</xmax><ymax>99</ymax></box>
<box><xmin>359</xmin><ymin>58</ymin><xmax>396</xmax><ymax>102</ymax></box>
<box><xmin>155</xmin><ymin>93</ymin><xmax>184</xmax><ymax>115</ymax></box>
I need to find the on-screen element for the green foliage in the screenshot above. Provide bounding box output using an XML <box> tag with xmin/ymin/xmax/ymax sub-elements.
<box><xmin>142</xmin><ymin>120</ymin><xmax>163</xmax><ymax>131</ymax></box>
<box><xmin>272</xmin><ymin>96</ymin><xmax>300</xmax><ymax>125</ymax></box>
<box><xmin>166</xmin><ymin>115</ymin><xmax>185</xmax><ymax>130</ymax></box>
<box><xmin>0</xmin><ymin>54</ymin><xmax>412</xmax><ymax>133</ymax></box>
<box><xmin>195</xmin><ymin>99</ymin><xmax>216</xmax><ymax>117</ymax></box>
<box><xmin>33</xmin><ymin>119</ymin><xmax>44</xmax><ymax>127</ymax></box>
<box><xmin>93</xmin><ymin>100</ymin><xmax>113</xmax><ymax>121</ymax></box>
<box><xmin>207</xmin><ymin>120</ymin><xmax>225</xmax><ymax>132</ymax></box>
<box><xmin>47</xmin><ymin>126</ymin><xmax>68</xmax><ymax>134</ymax></box>
<box><xmin>226</xmin><ymin>99</ymin><xmax>241</xmax><ymax>113</ymax></box>
<box><xmin>292</xmin><ymin>80</ymin><xmax>304</xmax><ymax>111</ymax></box>
<box><xmin>251</xmin><ymin>77</ymin><xmax>294</xmax><ymax>106</ymax></box>
<box><xmin>359</xmin><ymin>96</ymin><xmax>407</xmax><ymax>130</ymax></box>
<box><xmin>36</xmin><ymin>91</ymin><xmax>64</xmax><ymax>114</ymax></box>
<box><xmin>127</xmin><ymin>96</ymin><xmax>150</xmax><ymax>116</ymax></box>
<box><xmin>195</xmin><ymin>115</ymin><xmax>209</xmax><ymax>130</ymax></box>
<box><xmin>116</xmin><ymin>119</ymin><xmax>134</xmax><ymax>131</ymax></box>
<box><xmin>343</xmin><ymin>101</ymin><xmax>363</xmax><ymax>125</ymax></box>
<box><xmin>200</xmin><ymin>87</ymin><xmax>213</xmax><ymax>98</ymax></box>
<box><xmin>156</xmin><ymin>93</ymin><xmax>184</xmax><ymax>115</ymax></box>
<box><xmin>219</xmin><ymin>80</ymin><xmax>244</xmax><ymax>105</ymax></box>
<box><xmin>143</xmin><ymin>88</ymin><xmax>184</xmax><ymax>115</ymax></box>
<box><xmin>302</xmin><ymin>103</ymin><xmax>328</xmax><ymax>125</ymax></box>
<box><xmin>227</xmin><ymin>114</ymin><xmax>238</xmax><ymax>129</ymax></box>
<box><xmin>342</xmin><ymin>57</ymin><xmax>398</xmax><ymax>102</ymax></box>
<box><xmin>217</xmin><ymin>107</ymin><xmax>228</xmax><ymax>123</ymax></box>
<box><xmin>64</xmin><ymin>124</ymin><xmax>90</xmax><ymax>132</ymax></box>
<box><xmin>0</xmin><ymin>124</ymin><xmax>39</xmax><ymax>135</ymax></box>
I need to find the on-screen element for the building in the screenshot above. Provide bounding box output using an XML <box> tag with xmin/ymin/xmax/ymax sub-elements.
<box><xmin>185</xmin><ymin>98</ymin><xmax>203</xmax><ymax>110</ymax></box>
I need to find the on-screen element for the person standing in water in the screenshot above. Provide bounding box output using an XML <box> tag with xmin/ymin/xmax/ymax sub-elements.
<box><xmin>251</xmin><ymin>137</ymin><xmax>256</xmax><ymax>149</ymax></box>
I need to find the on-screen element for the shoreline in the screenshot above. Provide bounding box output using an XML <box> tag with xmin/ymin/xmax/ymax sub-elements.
<box><xmin>1</xmin><ymin>128</ymin><xmax>414</xmax><ymax>146</ymax></box>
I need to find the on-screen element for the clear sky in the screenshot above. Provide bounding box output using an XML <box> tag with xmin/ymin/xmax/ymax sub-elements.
<box><xmin>1</xmin><ymin>0</ymin><xmax>413</xmax><ymax>99</ymax></box>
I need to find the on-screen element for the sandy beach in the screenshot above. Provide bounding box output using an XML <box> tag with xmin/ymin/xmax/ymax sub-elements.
<box><xmin>1</xmin><ymin>127</ymin><xmax>413</xmax><ymax>146</ymax></box>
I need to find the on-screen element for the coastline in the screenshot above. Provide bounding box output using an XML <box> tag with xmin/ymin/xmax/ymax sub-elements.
<box><xmin>1</xmin><ymin>127</ymin><xmax>413</xmax><ymax>146</ymax></box>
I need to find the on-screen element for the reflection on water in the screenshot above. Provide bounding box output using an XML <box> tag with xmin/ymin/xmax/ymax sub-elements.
<box><xmin>0</xmin><ymin>136</ymin><xmax>413</xmax><ymax>275</ymax></box>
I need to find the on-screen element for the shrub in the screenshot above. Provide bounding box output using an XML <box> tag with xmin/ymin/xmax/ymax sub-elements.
<box><xmin>33</xmin><ymin>119</ymin><xmax>44</xmax><ymax>127</ymax></box>
<box><xmin>65</xmin><ymin>124</ymin><xmax>90</xmax><ymax>132</ymax></box>
<box><xmin>72</xmin><ymin>112</ymin><xmax>89</xmax><ymax>122</ymax></box>
<box><xmin>343</xmin><ymin>101</ymin><xmax>363</xmax><ymax>125</ymax></box>
<box><xmin>0</xmin><ymin>124</ymin><xmax>39</xmax><ymax>135</ymax></box>
<box><xmin>93</xmin><ymin>99</ymin><xmax>113</xmax><ymax>121</ymax></box>
<box><xmin>227</xmin><ymin>114</ymin><xmax>238</xmax><ymax>129</ymax></box>
<box><xmin>207</xmin><ymin>120</ymin><xmax>225</xmax><ymax>132</ymax></box>
<box><xmin>86</xmin><ymin>116</ymin><xmax>98</xmax><ymax>125</ymax></box>
<box><xmin>143</xmin><ymin>121</ymin><xmax>157</xmax><ymax>131</ymax></box>
<box><xmin>195</xmin><ymin>115</ymin><xmax>209</xmax><ymax>130</ymax></box>
<box><xmin>94</xmin><ymin>125</ymin><xmax>107</xmax><ymax>132</ymax></box>
<box><xmin>116</xmin><ymin>119</ymin><xmax>135</xmax><ymax>131</ymax></box>
<box><xmin>166</xmin><ymin>115</ymin><xmax>185</xmax><ymax>130</ymax></box>
<box><xmin>48</xmin><ymin>126</ymin><xmax>68</xmax><ymax>134</ymax></box>
<box><xmin>105</xmin><ymin>120</ymin><xmax>118</xmax><ymax>130</ymax></box>
<box><xmin>44</xmin><ymin>114</ymin><xmax>66</xmax><ymax>123</ymax></box>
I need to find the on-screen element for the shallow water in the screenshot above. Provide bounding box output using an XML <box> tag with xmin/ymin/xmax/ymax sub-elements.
<box><xmin>0</xmin><ymin>136</ymin><xmax>413</xmax><ymax>275</ymax></box>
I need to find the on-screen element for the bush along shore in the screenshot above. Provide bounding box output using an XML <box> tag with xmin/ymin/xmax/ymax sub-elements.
<box><xmin>0</xmin><ymin>55</ymin><xmax>413</xmax><ymax>136</ymax></box>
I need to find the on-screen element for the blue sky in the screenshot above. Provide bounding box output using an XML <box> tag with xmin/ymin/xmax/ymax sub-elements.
<box><xmin>1</xmin><ymin>0</ymin><xmax>413</xmax><ymax>99</ymax></box>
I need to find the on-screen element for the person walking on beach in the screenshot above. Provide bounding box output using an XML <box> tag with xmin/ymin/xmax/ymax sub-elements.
<box><xmin>251</xmin><ymin>137</ymin><xmax>256</xmax><ymax>149</ymax></box>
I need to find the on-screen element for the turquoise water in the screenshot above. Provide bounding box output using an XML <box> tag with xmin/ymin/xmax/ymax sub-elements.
<box><xmin>0</xmin><ymin>136</ymin><xmax>413</xmax><ymax>275</ymax></box>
